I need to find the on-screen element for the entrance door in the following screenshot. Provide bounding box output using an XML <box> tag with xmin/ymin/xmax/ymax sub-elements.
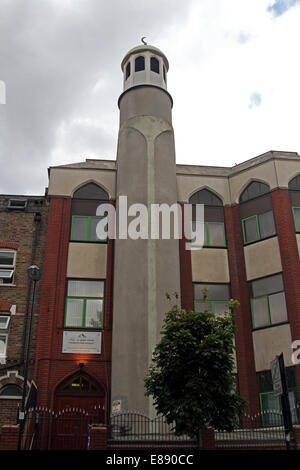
<box><xmin>52</xmin><ymin>373</ymin><xmax>105</xmax><ymax>450</ymax></box>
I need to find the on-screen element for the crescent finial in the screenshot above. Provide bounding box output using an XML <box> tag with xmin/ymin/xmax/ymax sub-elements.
<box><xmin>141</xmin><ymin>36</ymin><xmax>147</xmax><ymax>45</ymax></box>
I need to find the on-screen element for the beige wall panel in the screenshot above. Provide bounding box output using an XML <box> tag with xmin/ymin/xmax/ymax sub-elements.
<box><xmin>274</xmin><ymin>159</ymin><xmax>300</xmax><ymax>188</ymax></box>
<box><xmin>244</xmin><ymin>237</ymin><xmax>282</xmax><ymax>281</ymax></box>
<box><xmin>48</xmin><ymin>168</ymin><xmax>116</xmax><ymax>199</ymax></box>
<box><xmin>296</xmin><ymin>234</ymin><xmax>300</xmax><ymax>258</ymax></box>
<box><xmin>229</xmin><ymin>160</ymin><xmax>278</xmax><ymax>204</ymax></box>
<box><xmin>67</xmin><ymin>243</ymin><xmax>107</xmax><ymax>279</ymax></box>
<box><xmin>191</xmin><ymin>248</ymin><xmax>229</xmax><ymax>282</ymax></box>
<box><xmin>252</xmin><ymin>324</ymin><xmax>293</xmax><ymax>371</ymax></box>
<box><xmin>176</xmin><ymin>174</ymin><xmax>230</xmax><ymax>205</ymax></box>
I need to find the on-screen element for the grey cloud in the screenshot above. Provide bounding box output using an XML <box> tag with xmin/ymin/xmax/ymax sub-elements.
<box><xmin>0</xmin><ymin>0</ymin><xmax>194</xmax><ymax>194</ymax></box>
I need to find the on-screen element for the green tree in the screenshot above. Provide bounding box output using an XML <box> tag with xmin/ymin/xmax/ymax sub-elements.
<box><xmin>144</xmin><ymin>293</ymin><xmax>246</xmax><ymax>441</ymax></box>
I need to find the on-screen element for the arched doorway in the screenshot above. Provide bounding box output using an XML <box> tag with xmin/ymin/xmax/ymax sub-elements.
<box><xmin>52</xmin><ymin>372</ymin><xmax>106</xmax><ymax>450</ymax></box>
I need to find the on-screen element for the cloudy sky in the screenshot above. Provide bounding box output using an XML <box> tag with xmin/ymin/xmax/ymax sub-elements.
<box><xmin>0</xmin><ymin>0</ymin><xmax>300</xmax><ymax>195</ymax></box>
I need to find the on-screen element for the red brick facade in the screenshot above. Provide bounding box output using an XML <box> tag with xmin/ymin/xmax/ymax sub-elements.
<box><xmin>179</xmin><ymin>201</ymin><xmax>260</xmax><ymax>415</ymax></box>
<box><xmin>0</xmin><ymin>425</ymin><xmax>19</xmax><ymax>450</ymax></box>
<box><xmin>179</xmin><ymin>203</ymin><xmax>193</xmax><ymax>311</ymax></box>
<box><xmin>0</xmin><ymin>196</ymin><xmax>48</xmax><ymax>426</ymax></box>
<box><xmin>272</xmin><ymin>189</ymin><xmax>300</xmax><ymax>392</ymax></box>
<box><xmin>224</xmin><ymin>204</ymin><xmax>260</xmax><ymax>415</ymax></box>
<box><xmin>34</xmin><ymin>197</ymin><xmax>113</xmax><ymax>419</ymax></box>
<box><xmin>33</xmin><ymin>197</ymin><xmax>72</xmax><ymax>407</ymax></box>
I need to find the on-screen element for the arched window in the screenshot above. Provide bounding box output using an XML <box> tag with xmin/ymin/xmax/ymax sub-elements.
<box><xmin>239</xmin><ymin>181</ymin><xmax>270</xmax><ymax>203</ymax></box>
<box><xmin>150</xmin><ymin>57</ymin><xmax>160</xmax><ymax>74</ymax></box>
<box><xmin>57</xmin><ymin>373</ymin><xmax>105</xmax><ymax>397</ymax></box>
<box><xmin>71</xmin><ymin>183</ymin><xmax>109</xmax><ymax>243</ymax></box>
<box><xmin>288</xmin><ymin>174</ymin><xmax>300</xmax><ymax>191</ymax></box>
<box><xmin>135</xmin><ymin>56</ymin><xmax>145</xmax><ymax>72</ymax></box>
<box><xmin>125</xmin><ymin>62</ymin><xmax>131</xmax><ymax>80</ymax></box>
<box><xmin>189</xmin><ymin>189</ymin><xmax>222</xmax><ymax>206</ymax></box>
<box><xmin>73</xmin><ymin>183</ymin><xmax>108</xmax><ymax>200</ymax></box>
<box><xmin>0</xmin><ymin>384</ymin><xmax>22</xmax><ymax>398</ymax></box>
<box><xmin>239</xmin><ymin>181</ymin><xmax>276</xmax><ymax>244</ymax></box>
<box><xmin>189</xmin><ymin>189</ymin><xmax>225</xmax><ymax>247</ymax></box>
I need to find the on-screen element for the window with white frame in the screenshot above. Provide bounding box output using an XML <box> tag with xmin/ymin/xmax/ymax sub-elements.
<box><xmin>0</xmin><ymin>250</ymin><xmax>16</xmax><ymax>285</ymax></box>
<box><xmin>0</xmin><ymin>315</ymin><xmax>10</xmax><ymax>329</ymax></box>
<box><xmin>0</xmin><ymin>334</ymin><xmax>8</xmax><ymax>360</ymax></box>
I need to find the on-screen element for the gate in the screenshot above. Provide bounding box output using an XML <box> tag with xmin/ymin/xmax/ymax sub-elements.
<box><xmin>21</xmin><ymin>405</ymin><xmax>104</xmax><ymax>450</ymax></box>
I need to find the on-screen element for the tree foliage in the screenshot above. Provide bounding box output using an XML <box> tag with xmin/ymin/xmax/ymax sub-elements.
<box><xmin>144</xmin><ymin>294</ymin><xmax>246</xmax><ymax>439</ymax></box>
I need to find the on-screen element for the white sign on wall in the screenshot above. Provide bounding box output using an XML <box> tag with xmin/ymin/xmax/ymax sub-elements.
<box><xmin>62</xmin><ymin>331</ymin><xmax>102</xmax><ymax>354</ymax></box>
<box><xmin>112</xmin><ymin>400</ymin><xmax>122</xmax><ymax>415</ymax></box>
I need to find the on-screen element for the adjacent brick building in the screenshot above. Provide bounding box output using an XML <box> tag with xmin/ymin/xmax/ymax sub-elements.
<box><xmin>0</xmin><ymin>194</ymin><xmax>48</xmax><ymax>426</ymax></box>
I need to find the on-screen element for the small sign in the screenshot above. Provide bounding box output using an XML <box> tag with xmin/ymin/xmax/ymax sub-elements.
<box><xmin>271</xmin><ymin>356</ymin><xmax>283</xmax><ymax>397</ymax></box>
<box><xmin>62</xmin><ymin>331</ymin><xmax>102</xmax><ymax>354</ymax></box>
<box><xmin>112</xmin><ymin>400</ymin><xmax>122</xmax><ymax>415</ymax></box>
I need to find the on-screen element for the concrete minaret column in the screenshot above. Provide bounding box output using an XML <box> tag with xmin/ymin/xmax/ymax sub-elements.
<box><xmin>111</xmin><ymin>45</ymin><xmax>181</xmax><ymax>417</ymax></box>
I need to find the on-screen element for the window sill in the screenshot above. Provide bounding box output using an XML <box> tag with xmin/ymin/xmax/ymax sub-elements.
<box><xmin>252</xmin><ymin>321</ymin><xmax>289</xmax><ymax>332</ymax></box>
<box><xmin>63</xmin><ymin>327</ymin><xmax>103</xmax><ymax>331</ymax></box>
<box><xmin>0</xmin><ymin>396</ymin><xmax>21</xmax><ymax>400</ymax></box>
<box><xmin>243</xmin><ymin>234</ymin><xmax>277</xmax><ymax>247</ymax></box>
<box><xmin>190</xmin><ymin>244</ymin><xmax>227</xmax><ymax>249</ymax></box>
<box><xmin>69</xmin><ymin>240</ymin><xmax>108</xmax><ymax>244</ymax></box>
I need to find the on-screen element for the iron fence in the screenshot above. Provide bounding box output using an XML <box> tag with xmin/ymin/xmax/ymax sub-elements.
<box><xmin>19</xmin><ymin>405</ymin><xmax>105</xmax><ymax>450</ymax></box>
<box><xmin>215</xmin><ymin>407</ymin><xmax>300</xmax><ymax>450</ymax></box>
<box><xmin>5</xmin><ymin>405</ymin><xmax>300</xmax><ymax>450</ymax></box>
<box><xmin>108</xmin><ymin>412</ymin><xmax>198</xmax><ymax>449</ymax></box>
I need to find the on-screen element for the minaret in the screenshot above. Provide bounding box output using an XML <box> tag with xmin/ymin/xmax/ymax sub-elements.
<box><xmin>111</xmin><ymin>43</ymin><xmax>181</xmax><ymax>417</ymax></box>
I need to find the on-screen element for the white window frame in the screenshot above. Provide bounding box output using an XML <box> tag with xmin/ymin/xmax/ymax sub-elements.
<box><xmin>0</xmin><ymin>384</ymin><xmax>23</xmax><ymax>400</ymax></box>
<box><xmin>0</xmin><ymin>334</ymin><xmax>8</xmax><ymax>362</ymax></box>
<box><xmin>0</xmin><ymin>315</ymin><xmax>10</xmax><ymax>329</ymax></box>
<box><xmin>0</xmin><ymin>249</ymin><xmax>17</xmax><ymax>285</ymax></box>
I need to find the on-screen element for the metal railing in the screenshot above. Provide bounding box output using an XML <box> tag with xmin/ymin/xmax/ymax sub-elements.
<box><xmin>108</xmin><ymin>412</ymin><xmax>198</xmax><ymax>449</ymax></box>
<box><xmin>215</xmin><ymin>407</ymin><xmax>300</xmax><ymax>450</ymax></box>
<box><xmin>19</xmin><ymin>405</ymin><xmax>105</xmax><ymax>450</ymax></box>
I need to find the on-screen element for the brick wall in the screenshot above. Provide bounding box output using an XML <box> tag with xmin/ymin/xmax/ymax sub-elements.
<box><xmin>224</xmin><ymin>205</ymin><xmax>260</xmax><ymax>415</ymax></box>
<box><xmin>272</xmin><ymin>189</ymin><xmax>300</xmax><ymax>393</ymax></box>
<box><xmin>34</xmin><ymin>197</ymin><xmax>113</xmax><ymax>418</ymax></box>
<box><xmin>0</xmin><ymin>399</ymin><xmax>20</xmax><ymax>427</ymax></box>
<box><xmin>34</xmin><ymin>197</ymin><xmax>72</xmax><ymax>404</ymax></box>
<box><xmin>88</xmin><ymin>426</ymin><xmax>107</xmax><ymax>450</ymax></box>
<box><xmin>0</xmin><ymin>425</ymin><xmax>19</xmax><ymax>450</ymax></box>
<box><xmin>201</xmin><ymin>427</ymin><xmax>215</xmax><ymax>450</ymax></box>
<box><xmin>178</xmin><ymin>203</ymin><xmax>193</xmax><ymax>311</ymax></box>
<box><xmin>0</xmin><ymin>196</ymin><xmax>49</xmax><ymax>425</ymax></box>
